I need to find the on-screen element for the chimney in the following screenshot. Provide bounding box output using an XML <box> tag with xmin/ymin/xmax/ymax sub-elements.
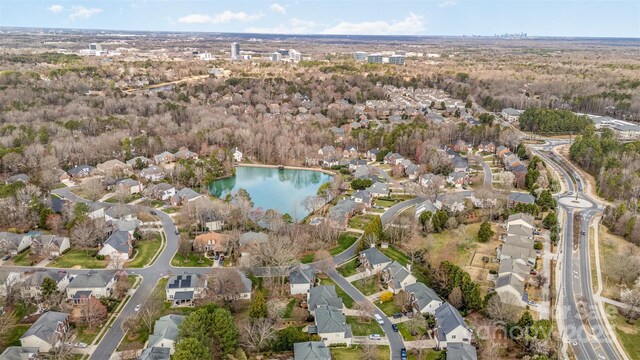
<box><xmin>407</xmin><ymin>263</ymin><xmax>412</xmax><ymax>272</ymax></box>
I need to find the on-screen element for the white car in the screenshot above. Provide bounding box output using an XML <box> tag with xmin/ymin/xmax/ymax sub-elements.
<box><xmin>134</xmin><ymin>304</ymin><xmax>141</xmax><ymax>312</ymax></box>
<box><xmin>369</xmin><ymin>334</ymin><xmax>381</xmax><ymax>340</ymax></box>
<box><xmin>374</xmin><ymin>313</ymin><xmax>384</xmax><ymax>325</ymax></box>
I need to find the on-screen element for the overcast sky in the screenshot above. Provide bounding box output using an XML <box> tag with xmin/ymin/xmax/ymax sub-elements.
<box><xmin>1</xmin><ymin>0</ymin><xmax>638</xmax><ymax>38</ymax></box>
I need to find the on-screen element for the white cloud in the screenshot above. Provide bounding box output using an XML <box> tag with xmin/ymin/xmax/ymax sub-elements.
<box><xmin>438</xmin><ymin>0</ymin><xmax>457</xmax><ymax>7</ymax></box>
<box><xmin>178</xmin><ymin>11</ymin><xmax>263</xmax><ymax>24</ymax></box>
<box><xmin>69</xmin><ymin>6</ymin><xmax>102</xmax><ymax>20</ymax></box>
<box><xmin>270</xmin><ymin>3</ymin><xmax>286</xmax><ymax>14</ymax></box>
<box><xmin>321</xmin><ymin>13</ymin><xmax>425</xmax><ymax>35</ymax></box>
<box><xmin>48</xmin><ymin>4</ymin><xmax>64</xmax><ymax>13</ymax></box>
<box><xmin>246</xmin><ymin>18</ymin><xmax>317</xmax><ymax>34</ymax></box>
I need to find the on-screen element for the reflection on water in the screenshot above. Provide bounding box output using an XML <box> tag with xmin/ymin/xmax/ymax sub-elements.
<box><xmin>209</xmin><ymin>166</ymin><xmax>332</xmax><ymax>222</ymax></box>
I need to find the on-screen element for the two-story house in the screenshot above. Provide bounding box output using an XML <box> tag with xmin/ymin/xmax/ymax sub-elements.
<box><xmin>146</xmin><ymin>314</ymin><xmax>185</xmax><ymax>354</ymax></box>
<box><xmin>381</xmin><ymin>261</ymin><xmax>417</xmax><ymax>294</ymax></box>
<box><xmin>98</xmin><ymin>231</ymin><xmax>133</xmax><ymax>260</ymax></box>
<box><xmin>311</xmin><ymin>306</ymin><xmax>353</xmax><ymax>346</ymax></box>
<box><xmin>30</xmin><ymin>235</ymin><xmax>70</xmax><ymax>258</ymax></box>
<box><xmin>359</xmin><ymin>247</ymin><xmax>392</xmax><ymax>274</ymax></box>
<box><xmin>21</xmin><ymin>270</ymin><xmax>72</xmax><ymax>299</ymax></box>
<box><xmin>20</xmin><ymin>311</ymin><xmax>69</xmax><ymax>353</ymax></box>
<box><xmin>66</xmin><ymin>271</ymin><xmax>116</xmax><ymax>303</ymax></box>
<box><xmin>434</xmin><ymin>303</ymin><xmax>472</xmax><ymax>348</ymax></box>
<box><xmin>405</xmin><ymin>282</ymin><xmax>443</xmax><ymax>315</ymax></box>
<box><xmin>0</xmin><ymin>232</ymin><xmax>32</xmax><ymax>255</ymax></box>
<box><xmin>289</xmin><ymin>264</ymin><xmax>316</xmax><ymax>295</ymax></box>
<box><xmin>165</xmin><ymin>272</ymin><xmax>207</xmax><ymax>307</ymax></box>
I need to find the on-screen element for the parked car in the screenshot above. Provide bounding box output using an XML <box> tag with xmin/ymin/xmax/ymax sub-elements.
<box><xmin>75</xmin><ymin>343</ymin><xmax>87</xmax><ymax>348</ymax></box>
<box><xmin>150</xmin><ymin>211</ymin><xmax>157</xmax><ymax>215</ymax></box>
<box><xmin>134</xmin><ymin>304</ymin><xmax>141</xmax><ymax>312</ymax></box>
<box><xmin>530</xmin><ymin>270</ymin><xmax>538</xmax><ymax>275</ymax></box>
<box><xmin>175</xmin><ymin>229</ymin><xmax>179</xmax><ymax>235</ymax></box>
<box><xmin>581</xmin><ymin>231</ymin><xmax>586</xmax><ymax>235</ymax></box>
<box><xmin>401</xmin><ymin>348</ymin><xmax>408</xmax><ymax>360</ymax></box>
<box><xmin>392</xmin><ymin>324</ymin><xmax>398</xmax><ymax>332</ymax></box>
<box><xmin>1</xmin><ymin>255</ymin><xmax>10</xmax><ymax>261</ymax></box>
<box><xmin>374</xmin><ymin>313</ymin><xmax>384</xmax><ymax>325</ymax></box>
<box><xmin>368</xmin><ymin>334</ymin><xmax>381</xmax><ymax>340</ymax></box>
<box><xmin>393</xmin><ymin>312</ymin><xmax>403</xmax><ymax>319</ymax></box>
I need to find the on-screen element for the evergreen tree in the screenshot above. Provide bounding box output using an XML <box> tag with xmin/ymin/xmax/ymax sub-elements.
<box><xmin>41</xmin><ymin>277</ymin><xmax>59</xmax><ymax>297</ymax></box>
<box><xmin>249</xmin><ymin>291</ymin><xmax>268</xmax><ymax>319</ymax></box>
<box><xmin>477</xmin><ymin>221</ymin><xmax>494</xmax><ymax>243</ymax></box>
<box><xmin>173</xmin><ymin>338</ymin><xmax>209</xmax><ymax>360</ymax></box>
<box><xmin>212</xmin><ymin>308</ymin><xmax>239</xmax><ymax>355</ymax></box>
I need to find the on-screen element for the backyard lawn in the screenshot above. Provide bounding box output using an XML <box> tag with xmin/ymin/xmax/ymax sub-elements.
<box><xmin>319</xmin><ymin>277</ymin><xmax>354</xmax><ymax>308</ymax></box>
<box><xmin>2</xmin><ymin>324</ymin><xmax>30</xmax><ymax>349</ymax></box>
<box><xmin>300</xmin><ymin>253</ymin><xmax>315</xmax><ymax>264</ymax></box>
<box><xmin>380</xmin><ymin>245</ymin><xmax>410</xmax><ymax>266</ymax></box>
<box><xmin>331</xmin><ymin>345</ymin><xmax>390</xmax><ymax>360</ymax></box>
<box><xmin>345</xmin><ymin>316</ymin><xmax>384</xmax><ymax>336</ymax></box>
<box><xmin>48</xmin><ymin>249</ymin><xmax>108</xmax><ymax>269</ymax></box>
<box><xmin>283</xmin><ymin>299</ymin><xmax>297</xmax><ymax>319</ymax></box>
<box><xmin>127</xmin><ymin>237</ymin><xmax>162</xmax><ymax>268</ymax></box>
<box><xmin>397</xmin><ymin>322</ymin><xmax>414</xmax><ymax>340</ymax></box>
<box><xmin>429</xmin><ymin>223</ymin><xmax>481</xmax><ymax>267</ymax></box>
<box><xmin>352</xmin><ymin>278</ymin><xmax>380</xmax><ymax>296</ymax></box>
<box><xmin>606</xmin><ymin>304</ymin><xmax>640</xmax><ymax>360</ymax></box>
<box><xmin>171</xmin><ymin>252</ymin><xmax>213</xmax><ymax>267</ymax></box>
<box><xmin>329</xmin><ymin>233</ymin><xmax>360</xmax><ymax>256</ymax></box>
<box><xmin>336</xmin><ymin>258</ymin><xmax>360</xmax><ymax>277</ymax></box>
<box><xmin>374</xmin><ymin>198</ymin><xmax>399</xmax><ymax>208</ymax></box>
<box><xmin>10</xmin><ymin>251</ymin><xmax>34</xmax><ymax>266</ymax></box>
<box><xmin>105</xmin><ymin>193</ymin><xmax>142</xmax><ymax>204</ymax></box>
<box><xmin>348</xmin><ymin>214</ymin><xmax>377</xmax><ymax>230</ymax></box>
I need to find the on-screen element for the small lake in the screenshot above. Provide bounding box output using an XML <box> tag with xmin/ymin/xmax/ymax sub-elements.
<box><xmin>209</xmin><ymin>166</ymin><xmax>332</xmax><ymax>222</ymax></box>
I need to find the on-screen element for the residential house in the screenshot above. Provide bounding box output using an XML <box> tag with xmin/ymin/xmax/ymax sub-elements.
<box><xmin>322</xmin><ymin>157</ymin><xmax>339</xmax><ymax>168</ymax></box>
<box><xmin>405</xmin><ymin>282</ymin><xmax>443</xmax><ymax>315</ymax></box>
<box><xmin>441</xmin><ymin>146</ymin><xmax>458</xmax><ymax>159</ymax></box>
<box><xmin>498</xmin><ymin>258</ymin><xmax>530</xmax><ymax>282</ymax></box>
<box><xmin>502</xmin><ymin>108</ymin><xmax>522</xmax><ymax>122</ymax></box>
<box><xmin>146</xmin><ymin>314</ymin><xmax>185</xmax><ymax>354</ymax></box>
<box><xmin>193</xmin><ymin>232</ymin><xmax>227</xmax><ymax>256</ymax></box>
<box><xmin>381</xmin><ymin>261</ymin><xmax>417</xmax><ymax>294</ymax></box>
<box><xmin>405</xmin><ymin>164</ymin><xmax>420</xmax><ymax>180</ymax></box>
<box><xmin>67</xmin><ymin>165</ymin><xmax>94</xmax><ymax>178</ymax></box>
<box><xmin>383</xmin><ymin>152</ymin><xmax>404</xmax><ymax>166</ymax></box>
<box><xmin>203</xmin><ymin>213</ymin><xmax>225</xmax><ymax>232</ymax></box>
<box><xmin>96</xmin><ymin>159</ymin><xmax>132</xmax><ymax>177</ymax></box>
<box><xmin>86</xmin><ymin>202</ymin><xmax>107</xmax><ymax>221</ymax></box>
<box><xmin>495</xmin><ymin>146</ymin><xmax>510</xmax><ymax>159</ymax></box>
<box><xmin>0</xmin><ymin>232</ymin><xmax>32</xmax><ymax>255</ymax></box>
<box><xmin>139</xmin><ymin>166</ymin><xmax>165</xmax><ymax>182</ymax></box>
<box><xmin>173</xmin><ymin>147</ymin><xmax>198</xmax><ymax>161</ymax></box>
<box><xmin>446</xmin><ymin>342</ymin><xmax>478</xmax><ymax>360</ymax></box>
<box><xmin>153</xmin><ymin>151</ymin><xmax>175</xmax><ymax>164</ymax></box>
<box><xmin>477</xmin><ymin>141</ymin><xmax>496</xmax><ymax>153</ymax></box>
<box><xmin>367</xmin><ymin>182</ymin><xmax>390</xmax><ymax>198</ymax></box>
<box><xmin>436</xmin><ymin>193</ymin><xmax>466</xmax><ymax>213</ymax></box>
<box><xmin>66</xmin><ymin>271</ymin><xmax>116</xmax><ymax>303</ymax></box>
<box><xmin>307</xmin><ymin>285</ymin><xmax>343</xmax><ymax>315</ymax></box>
<box><xmin>6</xmin><ymin>174</ymin><xmax>29</xmax><ymax>184</ymax></box>
<box><xmin>415</xmin><ymin>200</ymin><xmax>441</xmax><ymax>218</ymax></box>
<box><xmin>419</xmin><ymin>173</ymin><xmax>445</xmax><ymax>190</ymax></box>
<box><xmin>208</xmin><ymin>269</ymin><xmax>252</xmax><ymax>300</ymax></box>
<box><xmin>434</xmin><ymin>303</ymin><xmax>472</xmax><ymax>348</ymax></box>
<box><xmin>0</xmin><ymin>271</ymin><xmax>24</xmax><ymax>297</ymax></box>
<box><xmin>30</xmin><ymin>235</ymin><xmax>70</xmax><ymax>258</ymax></box>
<box><xmin>359</xmin><ymin>247</ymin><xmax>392</xmax><ymax>274</ymax></box>
<box><xmin>138</xmin><ymin>346</ymin><xmax>170</xmax><ymax>360</ymax></box>
<box><xmin>21</xmin><ymin>270</ymin><xmax>72</xmax><ymax>299</ymax></box>
<box><xmin>289</xmin><ymin>264</ymin><xmax>316</xmax><ymax>295</ymax></box>
<box><xmin>105</xmin><ymin>206</ymin><xmax>137</xmax><ymax>223</ymax></box>
<box><xmin>452</xmin><ymin>139</ymin><xmax>469</xmax><ymax>153</ymax></box>
<box><xmin>503</xmin><ymin>154</ymin><xmax>522</xmax><ymax>171</ymax></box>
<box><xmin>98</xmin><ymin>231</ymin><xmax>133</xmax><ymax>260</ymax></box>
<box><xmin>342</xmin><ymin>146</ymin><xmax>358</xmax><ymax>158</ymax></box>
<box><xmin>238</xmin><ymin>232</ymin><xmax>268</xmax><ymax>266</ymax></box>
<box><xmin>170</xmin><ymin>187</ymin><xmax>203</xmax><ymax>206</ymax></box>
<box><xmin>327</xmin><ymin>199</ymin><xmax>358</xmax><ymax>230</ymax></box>
<box><xmin>507</xmin><ymin>224</ymin><xmax>533</xmax><ymax>238</ymax></box>
<box><xmin>165</xmin><ymin>272</ymin><xmax>207</xmax><ymax>307</ymax></box>
<box><xmin>511</xmin><ymin>165</ymin><xmax>528</xmax><ymax>189</ymax></box>
<box><xmin>126</xmin><ymin>156</ymin><xmax>152</xmax><ymax>168</ymax></box>
<box><xmin>498</xmin><ymin>244</ymin><xmax>537</xmax><ymax>266</ymax></box>
<box><xmin>447</xmin><ymin>172</ymin><xmax>467</xmax><ymax>187</ymax></box>
<box><xmin>20</xmin><ymin>312</ymin><xmax>69</xmax><ymax>353</ymax></box>
<box><xmin>507</xmin><ymin>213</ymin><xmax>535</xmax><ymax>230</ymax></box>
<box><xmin>351</xmin><ymin>190</ymin><xmax>372</xmax><ymax>207</ymax></box>
<box><xmin>311</xmin><ymin>306</ymin><xmax>353</xmax><ymax>346</ymax></box>
<box><xmin>0</xmin><ymin>346</ymin><xmax>40</xmax><ymax>359</ymax></box>
<box><xmin>318</xmin><ymin>146</ymin><xmax>337</xmax><ymax>157</ymax></box>
<box><xmin>231</xmin><ymin>147</ymin><xmax>243</xmax><ymax>162</ymax></box>
<box><xmin>115</xmin><ymin>178</ymin><xmax>143</xmax><ymax>195</ymax></box>
<box><xmin>366</xmin><ymin>148</ymin><xmax>380</xmax><ymax>161</ymax></box>
<box><xmin>149</xmin><ymin>183</ymin><xmax>176</xmax><ymax>201</ymax></box>
<box><xmin>452</xmin><ymin>156</ymin><xmax>468</xmax><ymax>173</ymax></box>
<box><xmin>495</xmin><ymin>273</ymin><xmax>526</xmax><ymax>306</ymax></box>
<box><xmin>348</xmin><ymin>159</ymin><xmax>367</xmax><ymax>171</ymax></box>
<box><xmin>508</xmin><ymin>193</ymin><xmax>536</xmax><ymax>208</ymax></box>
<box><xmin>293</xmin><ymin>341</ymin><xmax>331</xmax><ymax>360</ymax></box>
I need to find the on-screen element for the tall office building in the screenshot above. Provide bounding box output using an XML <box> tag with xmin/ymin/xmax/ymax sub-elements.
<box><xmin>231</xmin><ymin>42</ymin><xmax>240</xmax><ymax>61</ymax></box>
<box><xmin>367</xmin><ymin>54</ymin><xmax>383</xmax><ymax>64</ymax></box>
<box><xmin>388</xmin><ymin>55</ymin><xmax>406</xmax><ymax>65</ymax></box>
<box><xmin>354</xmin><ymin>51</ymin><xmax>367</xmax><ymax>61</ymax></box>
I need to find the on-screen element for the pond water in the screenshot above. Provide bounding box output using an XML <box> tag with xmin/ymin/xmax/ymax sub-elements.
<box><xmin>209</xmin><ymin>166</ymin><xmax>332</xmax><ymax>222</ymax></box>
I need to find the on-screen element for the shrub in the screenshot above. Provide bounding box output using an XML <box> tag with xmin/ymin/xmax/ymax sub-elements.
<box><xmin>380</xmin><ymin>291</ymin><xmax>394</xmax><ymax>303</ymax></box>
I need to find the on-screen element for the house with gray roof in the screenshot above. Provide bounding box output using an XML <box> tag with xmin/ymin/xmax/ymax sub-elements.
<box><xmin>311</xmin><ymin>306</ymin><xmax>353</xmax><ymax>346</ymax></box>
<box><xmin>293</xmin><ymin>341</ymin><xmax>331</xmax><ymax>360</ymax></box>
<box><xmin>327</xmin><ymin>199</ymin><xmax>358</xmax><ymax>230</ymax></box>
<box><xmin>446</xmin><ymin>342</ymin><xmax>477</xmax><ymax>360</ymax></box>
<box><xmin>6</xmin><ymin>174</ymin><xmax>29</xmax><ymax>184</ymax></box>
<box><xmin>126</xmin><ymin>156</ymin><xmax>152</xmax><ymax>168</ymax></box>
<box><xmin>153</xmin><ymin>151</ymin><xmax>175</xmax><ymax>164</ymax></box>
<box><xmin>507</xmin><ymin>213</ymin><xmax>535</xmax><ymax>230</ymax></box>
<box><xmin>0</xmin><ymin>232</ymin><xmax>32</xmax><ymax>255</ymax></box>
<box><xmin>290</xmin><ymin>264</ymin><xmax>316</xmax><ymax>295</ymax></box>
<box><xmin>350</xmin><ymin>190</ymin><xmax>372</xmax><ymax>207</ymax></box>
<box><xmin>147</xmin><ymin>314</ymin><xmax>184</xmax><ymax>354</ymax></box>
<box><xmin>20</xmin><ymin>311</ymin><xmax>69</xmax><ymax>353</ymax></box>
<box><xmin>508</xmin><ymin>193</ymin><xmax>536</xmax><ymax>207</ymax></box>
<box><xmin>498</xmin><ymin>258</ymin><xmax>530</xmax><ymax>282</ymax></box>
<box><xmin>116</xmin><ymin>178</ymin><xmax>144</xmax><ymax>195</ymax></box>
<box><xmin>170</xmin><ymin>187</ymin><xmax>203</xmax><ymax>206</ymax></box>
<box><xmin>148</xmin><ymin>183</ymin><xmax>176</xmax><ymax>201</ymax></box>
<box><xmin>359</xmin><ymin>247</ymin><xmax>392</xmax><ymax>274</ymax></box>
<box><xmin>367</xmin><ymin>182</ymin><xmax>390</xmax><ymax>198</ymax></box>
<box><xmin>21</xmin><ymin>270</ymin><xmax>72</xmax><ymax>299</ymax></box>
<box><xmin>138</xmin><ymin>346</ymin><xmax>170</xmax><ymax>360</ymax></box>
<box><xmin>30</xmin><ymin>235</ymin><xmax>69</xmax><ymax>258</ymax></box>
<box><xmin>495</xmin><ymin>273</ymin><xmax>526</xmax><ymax>306</ymax></box>
<box><xmin>383</xmin><ymin>152</ymin><xmax>404</xmax><ymax>166</ymax></box>
<box><xmin>381</xmin><ymin>261</ymin><xmax>416</xmax><ymax>294</ymax></box>
<box><xmin>66</xmin><ymin>271</ymin><xmax>116</xmax><ymax>303</ymax></box>
<box><xmin>67</xmin><ymin>165</ymin><xmax>94</xmax><ymax>178</ymax></box>
<box><xmin>498</xmin><ymin>244</ymin><xmax>537</xmax><ymax>266</ymax></box>
<box><xmin>415</xmin><ymin>200</ymin><xmax>441</xmax><ymax>218</ymax></box>
<box><xmin>434</xmin><ymin>303</ymin><xmax>472</xmax><ymax>348</ymax></box>
<box><xmin>507</xmin><ymin>224</ymin><xmax>533</xmax><ymax>238</ymax></box>
<box><xmin>98</xmin><ymin>231</ymin><xmax>132</xmax><ymax>260</ymax></box>
<box><xmin>173</xmin><ymin>148</ymin><xmax>198</xmax><ymax>161</ymax></box>
<box><xmin>307</xmin><ymin>285</ymin><xmax>343</xmax><ymax>315</ymax></box>
<box><xmin>405</xmin><ymin>282</ymin><xmax>443</xmax><ymax>315</ymax></box>
<box><xmin>140</xmin><ymin>166</ymin><xmax>165</xmax><ymax>182</ymax></box>
<box><xmin>0</xmin><ymin>346</ymin><xmax>39</xmax><ymax>360</ymax></box>
<box><xmin>165</xmin><ymin>272</ymin><xmax>207</xmax><ymax>307</ymax></box>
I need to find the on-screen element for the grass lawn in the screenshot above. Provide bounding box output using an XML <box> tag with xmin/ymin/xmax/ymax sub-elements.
<box><xmin>330</xmin><ymin>233</ymin><xmax>359</xmax><ymax>256</ymax></box>
<box><xmin>348</xmin><ymin>214</ymin><xmax>377</xmax><ymax>230</ymax></box>
<box><xmin>127</xmin><ymin>238</ymin><xmax>162</xmax><ymax>268</ymax></box>
<box><xmin>150</xmin><ymin>200</ymin><xmax>164</xmax><ymax>208</ymax></box>
<box><xmin>331</xmin><ymin>345</ymin><xmax>389</xmax><ymax>360</ymax></box>
<box><xmin>352</xmin><ymin>278</ymin><xmax>380</xmax><ymax>296</ymax></box>
<box><xmin>74</xmin><ymin>324</ymin><xmax>100</xmax><ymax>344</ymax></box>
<box><xmin>429</xmin><ymin>223</ymin><xmax>480</xmax><ymax>267</ymax></box>
<box><xmin>3</xmin><ymin>324</ymin><xmax>30</xmax><ymax>349</ymax></box>
<box><xmin>300</xmin><ymin>253</ymin><xmax>315</xmax><ymax>264</ymax></box>
<box><xmin>171</xmin><ymin>252</ymin><xmax>213</xmax><ymax>267</ymax></box>
<box><xmin>375</xmin><ymin>198</ymin><xmax>398</xmax><ymax>208</ymax></box>
<box><xmin>606</xmin><ymin>304</ymin><xmax>640</xmax><ymax>360</ymax></box>
<box><xmin>48</xmin><ymin>249</ymin><xmax>108</xmax><ymax>269</ymax></box>
<box><xmin>345</xmin><ymin>316</ymin><xmax>384</xmax><ymax>336</ymax></box>
<box><xmin>336</xmin><ymin>258</ymin><xmax>360</xmax><ymax>277</ymax></box>
<box><xmin>380</xmin><ymin>245</ymin><xmax>410</xmax><ymax>266</ymax></box>
<box><xmin>283</xmin><ymin>299</ymin><xmax>297</xmax><ymax>318</ymax></box>
<box><xmin>319</xmin><ymin>277</ymin><xmax>354</xmax><ymax>308</ymax></box>
<box><xmin>376</xmin><ymin>300</ymin><xmax>400</xmax><ymax>317</ymax></box>
<box><xmin>397</xmin><ymin>322</ymin><xmax>414</xmax><ymax>340</ymax></box>
<box><xmin>11</xmin><ymin>251</ymin><xmax>34</xmax><ymax>266</ymax></box>
<box><xmin>105</xmin><ymin>193</ymin><xmax>142</xmax><ymax>204</ymax></box>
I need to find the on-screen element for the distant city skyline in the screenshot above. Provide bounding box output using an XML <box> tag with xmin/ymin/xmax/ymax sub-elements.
<box><xmin>0</xmin><ymin>0</ymin><xmax>638</xmax><ymax>38</ymax></box>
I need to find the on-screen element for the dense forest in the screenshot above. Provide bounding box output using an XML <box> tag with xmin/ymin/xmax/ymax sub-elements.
<box><xmin>518</xmin><ymin>108</ymin><xmax>593</xmax><ymax>134</ymax></box>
